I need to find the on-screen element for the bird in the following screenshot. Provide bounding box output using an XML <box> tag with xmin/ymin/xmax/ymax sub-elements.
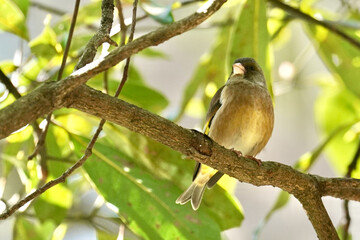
<box><xmin>175</xmin><ymin>57</ymin><xmax>274</xmax><ymax>210</ymax></box>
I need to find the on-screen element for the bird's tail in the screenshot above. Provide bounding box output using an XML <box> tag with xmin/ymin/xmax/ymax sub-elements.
<box><xmin>176</xmin><ymin>164</ymin><xmax>217</xmax><ymax>210</ymax></box>
<box><xmin>175</xmin><ymin>181</ymin><xmax>207</xmax><ymax>210</ymax></box>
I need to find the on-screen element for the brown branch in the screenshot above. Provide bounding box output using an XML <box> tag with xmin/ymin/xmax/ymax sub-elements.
<box><xmin>267</xmin><ymin>0</ymin><xmax>360</xmax><ymax>49</ymax></box>
<box><xmin>0</xmin><ymin>0</ymin><xmax>228</xmax><ymax>138</ymax></box>
<box><xmin>0</xmin><ymin>69</ymin><xmax>21</xmax><ymax>99</ymax></box>
<box><xmin>2</xmin><ymin>81</ymin><xmax>359</xmax><ymax>238</ymax></box>
<box><xmin>75</xmin><ymin>0</ymin><xmax>117</xmax><ymax>70</ymax></box>
<box><xmin>114</xmin><ymin>0</ymin><xmax>127</xmax><ymax>46</ymax></box>
<box><xmin>341</xmin><ymin>139</ymin><xmax>360</xmax><ymax>239</ymax></box>
<box><xmin>31</xmin><ymin>2</ymin><xmax>66</xmax><ymax>16</ymax></box>
<box><xmin>317</xmin><ymin>177</ymin><xmax>360</xmax><ymax>201</ymax></box>
<box><xmin>58</xmin><ymin>0</ymin><xmax>81</xmax><ymax>80</ymax></box>
<box><xmin>66</xmin><ymin>85</ymin><xmax>355</xmax><ymax>239</ymax></box>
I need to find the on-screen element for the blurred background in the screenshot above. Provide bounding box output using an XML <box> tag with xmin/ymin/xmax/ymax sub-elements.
<box><xmin>1</xmin><ymin>0</ymin><xmax>360</xmax><ymax>239</ymax></box>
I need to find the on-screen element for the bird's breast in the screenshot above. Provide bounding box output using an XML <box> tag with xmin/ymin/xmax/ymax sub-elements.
<box><xmin>208</xmin><ymin>82</ymin><xmax>274</xmax><ymax>156</ymax></box>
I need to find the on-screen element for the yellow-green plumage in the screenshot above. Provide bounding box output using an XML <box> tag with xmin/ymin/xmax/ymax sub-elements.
<box><xmin>176</xmin><ymin>58</ymin><xmax>274</xmax><ymax>210</ymax></box>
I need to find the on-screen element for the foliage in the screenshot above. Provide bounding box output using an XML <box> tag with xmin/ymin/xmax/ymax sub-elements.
<box><xmin>1</xmin><ymin>0</ymin><xmax>360</xmax><ymax>239</ymax></box>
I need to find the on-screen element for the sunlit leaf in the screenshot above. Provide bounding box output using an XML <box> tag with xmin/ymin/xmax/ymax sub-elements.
<box><xmin>68</xmin><ymin>34</ymin><xmax>93</xmax><ymax>56</ymax></box>
<box><xmin>53</xmin><ymin>1</ymin><xmax>102</xmax><ymax>35</ymax></box>
<box><xmin>306</xmin><ymin>24</ymin><xmax>360</xmax><ymax>97</ymax></box>
<box><xmin>97</xmin><ymin>229</ymin><xmax>118</xmax><ymax>240</ymax></box>
<box><xmin>71</xmin><ymin>135</ymin><xmax>222</xmax><ymax>240</ymax></box>
<box><xmin>120</xmin><ymin>82</ymin><xmax>169</xmax><ymax>113</ymax></box>
<box><xmin>102</xmin><ymin>124</ymin><xmax>244</xmax><ymax>230</ymax></box>
<box><xmin>0</xmin><ymin>0</ymin><xmax>29</xmax><ymax>40</ymax></box>
<box><xmin>0</xmin><ymin>61</ymin><xmax>17</xmax><ymax>74</ymax></box>
<box><xmin>5</xmin><ymin>125</ymin><xmax>33</xmax><ymax>143</ymax></box>
<box><xmin>14</xmin><ymin>217</ymin><xmax>56</xmax><ymax>240</ymax></box>
<box><xmin>315</xmin><ymin>82</ymin><xmax>360</xmax><ymax>176</ymax></box>
<box><xmin>40</xmin><ymin>182</ymin><xmax>73</xmax><ymax>209</ymax></box>
<box><xmin>29</xmin><ymin>16</ymin><xmax>61</xmax><ymax>60</ymax></box>
<box><xmin>19</xmin><ymin>58</ymin><xmax>49</xmax><ymax>84</ymax></box>
<box><xmin>228</xmin><ymin>0</ymin><xmax>273</xmax><ymax>96</ymax></box>
<box><xmin>46</xmin><ymin>125</ymin><xmax>74</xmax><ymax>177</ymax></box>
<box><xmin>140</xmin><ymin>48</ymin><xmax>169</xmax><ymax>59</ymax></box>
<box><xmin>12</xmin><ymin>0</ymin><xmax>29</xmax><ymax>17</ymax></box>
<box><xmin>34</xmin><ymin>198</ymin><xmax>68</xmax><ymax>225</ymax></box>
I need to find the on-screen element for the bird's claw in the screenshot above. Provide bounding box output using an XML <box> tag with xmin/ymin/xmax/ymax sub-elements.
<box><xmin>230</xmin><ymin>148</ymin><xmax>243</xmax><ymax>158</ymax></box>
<box><xmin>245</xmin><ymin>155</ymin><xmax>262</xmax><ymax>166</ymax></box>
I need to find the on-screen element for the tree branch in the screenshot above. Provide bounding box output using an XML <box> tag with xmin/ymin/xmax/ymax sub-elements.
<box><xmin>0</xmin><ymin>0</ymin><xmax>228</xmax><ymax>138</ymax></box>
<box><xmin>75</xmin><ymin>0</ymin><xmax>118</xmax><ymax>70</ymax></box>
<box><xmin>66</xmin><ymin>85</ymin><xmax>357</xmax><ymax>239</ymax></box>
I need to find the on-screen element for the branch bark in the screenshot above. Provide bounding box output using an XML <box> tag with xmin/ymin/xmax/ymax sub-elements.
<box><xmin>67</xmin><ymin>85</ymin><xmax>358</xmax><ymax>239</ymax></box>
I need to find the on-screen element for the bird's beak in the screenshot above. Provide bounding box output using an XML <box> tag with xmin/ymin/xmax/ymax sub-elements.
<box><xmin>232</xmin><ymin>63</ymin><xmax>245</xmax><ymax>75</ymax></box>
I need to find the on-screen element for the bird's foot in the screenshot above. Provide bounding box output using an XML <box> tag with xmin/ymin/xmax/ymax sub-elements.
<box><xmin>230</xmin><ymin>148</ymin><xmax>243</xmax><ymax>158</ymax></box>
<box><xmin>245</xmin><ymin>155</ymin><xmax>262</xmax><ymax>166</ymax></box>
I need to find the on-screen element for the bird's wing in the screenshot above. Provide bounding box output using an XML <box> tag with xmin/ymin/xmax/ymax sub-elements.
<box><xmin>192</xmin><ymin>86</ymin><xmax>225</xmax><ymax>182</ymax></box>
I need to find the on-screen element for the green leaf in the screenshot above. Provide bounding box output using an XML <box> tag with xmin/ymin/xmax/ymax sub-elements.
<box><xmin>33</xmin><ymin>197</ymin><xmax>68</xmax><ymax>225</ymax></box>
<box><xmin>29</xmin><ymin>17</ymin><xmax>61</xmax><ymax>60</ymax></box>
<box><xmin>228</xmin><ymin>0</ymin><xmax>273</xmax><ymax>96</ymax></box>
<box><xmin>101</xmin><ymin>124</ymin><xmax>243</xmax><ymax>231</ymax></box>
<box><xmin>306</xmin><ymin>24</ymin><xmax>360</xmax><ymax>98</ymax></box>
<box><xmin>0</xmin><ymin>60</ymin><xmax>17</xmax><ymax>74</ymax></box>
<box><xmin>71</xmin><ymin>135</ymin><xmax>222</xmax><ymax>240</ymax></box>
<box><xmin>315</xmin><ymin>82</ymin><xmax>360</xmax><ymax>176</ymax></box>
<box><xmin>140</xmin><ymin>0</ymin><xmax>174</xmax><ymax>24</ymax></box>
<box><xmin>0</xmin><ymin>0</ymin><xmax>29</xmax><ymax>40</ymax></box>
<box><xmin>97</xmin><ymin>229</ymin><xmax>118</xmax><ymax>240</ymax></box>
<box><xmin>14</xmin><ymin>217</ymin><xmax>56</xmax><ymax>240</ymax></box>
<box><xmin>140</xmin><ymin>48</ymin><xmax>169</xmax><ymax>59</ymax></box>
<box><xmin>12</xmin><ymin>0</ymin><xmax>29</xmax><ymax>17</ymax></box>
<box><xmin>54</xmin><ymin>1</ymin><xmax>102</xmax><ymax>34</ymax></box>
<box><xmin>46</xmin><ymin>125</ymin><xmax>73</xmax><ymax>177</ymax></box>
<box><xmin>120</xmin><ymin>82</ymin><xmax>169</xmax><ymax>113</ymax></box>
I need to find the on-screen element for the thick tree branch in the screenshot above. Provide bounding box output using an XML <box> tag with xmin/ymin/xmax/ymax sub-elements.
<box><xmin>0</xmin><ymin>0</ymin><xmax>227</xmax><ymax>138</ymax></box>
<box><xmin>67</xmin><ymin>85</ymin><xmax>356</xmax><ymax>239</ymax></box>
<box><xmin>2</xmin><ymin>81</ymin><xmax>359</xmax><ymax>238</ymax></box>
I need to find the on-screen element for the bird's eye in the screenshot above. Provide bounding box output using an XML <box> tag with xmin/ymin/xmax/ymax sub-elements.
<box><xmin>249</xmin><ymin>66</ymin><xmax>255</xmax><ymax>71</ymax></box>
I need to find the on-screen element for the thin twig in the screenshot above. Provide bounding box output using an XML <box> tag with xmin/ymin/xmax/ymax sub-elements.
<box><xmin>268</xmin><ymin>0</ymin><xmax>360</xmax><ymax>49</ymax></box>
<box><xmin>0</xmin><ymin>69</ymin><xmax>21</xmax><ymax>99</ymax></box>
<box><xmin>115</xmin><ymin>0</ymin><xmax>138</xmax><ymax>98</ymax></box>
<box><xmin>75</xmin><ymin>0</ymin><xmax>117</xmax><ymax>70</ymax></box>
<box><xmin>342</xmin><ymin>139</ymin><xmax>360</xmax><ymax>240</ymax></box>
<box><xmin>27</xmin><ymin>116</ymin><xmax>51</xmax><ymax>161</ymax></box>
<box><xmin>115</xmin><ymin>0</ymin><xmax>127</xmax><ymax>46</ymax></box>
<box><xmin>31</xmin><ymin>1</ymin><xmax>66</xmax><ymax>16</ymax></box>
<box><xmin>0</xmin><ymin>120</ymin><xmax>105</xmax><ymax>219</ymax></box>
<box><xmin>58</xmin><ymin>0</ymin><xmax>81</xmax><ymax>80</ymax></box>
